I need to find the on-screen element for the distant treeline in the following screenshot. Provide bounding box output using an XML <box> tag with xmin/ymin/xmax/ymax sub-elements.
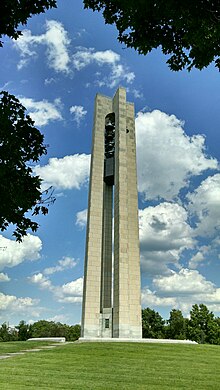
<box><xmin>143</xmin><ymin>304</ymin><xmax>220</xmax><ymax>344</ymax></box>
<box><xmin>0</xmin><ymin>320</ymin><xmax>80</xmax><ymax>342</ymax></box>
<box><xmin>1</xmin><ymin>304</ymin><xmax>220</xmax><ymax>344</ymax></box>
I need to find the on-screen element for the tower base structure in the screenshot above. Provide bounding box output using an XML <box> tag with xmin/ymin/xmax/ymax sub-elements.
<box><xmin>78</xmin><ymin>338</ymin><xmax>197</xmax><ymax>344</ymax></box>
<box><xmin>81</xmin><ymin>88</ymin><xmax>142</xmax><ymax>339</ymax></box>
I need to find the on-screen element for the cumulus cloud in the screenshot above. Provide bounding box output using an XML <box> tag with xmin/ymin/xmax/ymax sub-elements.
<box><xmin>188</xmin><ymin>246</ymin><xmax>209</xmax><ymax>269</ymax></box>
<box><xmin>141</xmin><ymin>268</ymin><xmax>220</xmax><ymax>314</ymax></box>
<box><xmin>60</xmin><ymin>278</ymin><xmax>83</xmax><ymax>298</ymax></box>
<box><xmin>34</xmin><ymin>154</ymin><xmax>90</xmax><ymax>190</ymax></box>
<box><xmin>72</xmin><ymin>47</ymin><xmax>135</xmax><ymax>88</ymax></box>
<box><xmin>136</xmin><ymin>110</ymin><xmax>218</xmax><ymax>200</ymax></box>
<box><xmin>139</xmin><ymin>203</ymin><xmax>194</xmax><ymax>275</ymax></box>
<box><xmin>0</xmin><ymin>292</ymin><xmax>39</xmax><ymax>314</ymax></box>
<box><xmin>76</xmin><ymin>209</ymin><xmax>88</xmax><ymax>229</ymax></box>
<box><xmin>43</xmin><ymin>257</ymin><xmax>77</xmax><ymax>275</ymax></box>
<box><xmin>29</xmin><ymin>273</ymin><xmax>54</xmax><ymax>291</ymax></box>
<box><xmin>29</xmin><ymin>272</ymin><xmax>83</xmax><ymax>304</ymax></box>
<box><xmin>14</xmin><ymin>20</ymin><xmax>71</xmax><ymax>73</ymax></box>
<box><xmin>141</xmin><ymin>288</ymin><xmax>176</xmax><ymax>307</ymax></box>
<box><xmin>0</xmin><ymin>234</ymin><xmax>42</xmax><ymax>271</ymax></box>
<box><xmin>0</xmin><ymin>273</ymin><xmax>10</xmax><ymax>282</ymax></box>
<box><xmin>153</xmin><ymin>268</ymin><xmax>215</xmax><ymax>295</ymax></box>
<box><xmin>70</xmin><ymin>105</ymin><xmax>87</xmax><ymax>126</ymax></box>
<box><xmin>187</xmin><ymin>174</ymin><xmax>220</xmax><ymax>237</ymax></box>
<box><xmin>58</xmin><ymin>278</ymin><xmax>83</xmax><ymax>303</ymax></box>
<box><xmin>19</xmin><ymin>96</ymin><xmax>63</xmax><ymax>127</ymax></box>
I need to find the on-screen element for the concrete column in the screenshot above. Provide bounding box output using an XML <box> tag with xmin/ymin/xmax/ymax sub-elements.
<box><xmin>113</xmin><ymin>88</ymin><xmax>142</xmax><ymax>338</ymax></box>
<box><xmin>81</xmin><ymin>94</ymin><xmax>112</xmax><ymax>338</ymax></box>
<box><xmin>101</xmin><ymin>182</ymin><xmax>113</xmax><ymax>310</ymax></box>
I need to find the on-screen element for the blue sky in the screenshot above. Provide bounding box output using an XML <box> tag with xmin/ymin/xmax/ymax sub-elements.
<box><xmin>0</xmin><ymin>0</ymin><xmax>220</xmax><ymax>326</ymax></box>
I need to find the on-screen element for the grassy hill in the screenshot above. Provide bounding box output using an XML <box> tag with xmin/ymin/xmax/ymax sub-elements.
<box><xmin>0</xmin><ymin>341</ymin><xmax>220</xmax><ymax>389</ymax></box>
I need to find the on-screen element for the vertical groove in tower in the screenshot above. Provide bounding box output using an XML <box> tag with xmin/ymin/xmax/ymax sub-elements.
<box><xmin>81</xmin><ymin>87</ymin><xmax>142</xmax><ymax>339</ymax></box>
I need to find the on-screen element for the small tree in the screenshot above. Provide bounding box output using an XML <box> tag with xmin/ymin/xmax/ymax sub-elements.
<box><xmin>167</xmin><ymin>309</ymin><xmax>186</xmax><ymax>340</ymax></box>
<box><xmin>187</xmin><ymin>304</ymin><xmax>215</xmax><ymax>344</ymax></box>
<box><xmin>17</xmin><ymin>320</ymin><xmax>32</xmax><ymax>341</ymax></box>
<box><xmin>142</xmin><ymin>308</ymin><xmax>165</xmax><ymax>339</ymax></box>
<box><xmin>0</xmin><ymin>322</ymin><xmax>10</xmax><ymax>341</ymax></box>
<box><xmin>0</xmin><ymin>91</ymin><xmax>55</xmax><ymax>241</ymax></box>
<box><xmin>0</xmin><ymin>322</ymin><xmax>18</xmax><ymax>341</ymax></box>
<box><xmin>65</xmin><ymin>324</ymin><xmax>81</xmax><ymax>341</ymax></box>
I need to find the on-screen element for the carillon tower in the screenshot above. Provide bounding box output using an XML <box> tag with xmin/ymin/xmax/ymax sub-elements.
<box><xmin>81</xmin><ymin>87</ymin><xmax>142</xmax><ymax>339</ymax></box>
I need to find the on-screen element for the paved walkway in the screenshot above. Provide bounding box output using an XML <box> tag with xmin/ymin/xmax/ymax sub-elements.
<box><xmin>0</xmin><ymin>343</ymin><xmax>67</xmax><ymax>360</ymax></box>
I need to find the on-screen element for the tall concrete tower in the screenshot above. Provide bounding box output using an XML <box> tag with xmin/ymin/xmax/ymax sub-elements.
<box><xmin>81</xmin><ymin>87</ymin><xmax>142</xmax><ymax>339</ymax></box>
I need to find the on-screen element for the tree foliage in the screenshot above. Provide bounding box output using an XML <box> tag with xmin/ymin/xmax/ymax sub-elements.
<box><xmin>167</xmin><ymin>309</ymin><xmax>186</xmax><ymax>340</ymax></box>
<box><xmin>0</xmin><ymin>91</ymin><xmax>54</xmax><ymax>241</ymax></box>
<box><xmin>84</xmin><ymin>0</ymin><xmax>220</xmax><ymax>71</ymax></box>
<box><xmin>142</xmin><ymin>307</ymin><xmax>165</xmax><ymax>338</ymax></box>
<box><xmin>17</xmin><ymin>320</ymin><xmax>32</xmax><ymax>341</ymax></box>
<box><xmin>0</xmin><ymin>322</ymin><xmax>18</xmax><ymax>341</ymax></box>
<box><xmin>0</xmin><ymin>0</ymin><xmax>57</xmax><ymax>46</ymax></box>
<box><xmin>30</xmin><ymin>320</ymin><xmax>81</xmax><ymax>341</ymax></box>
<box><xmin>0</xmin><ymin>320</ymin><xmax>81</xmax><ymax>342</ymax></box>
<box><xmin>187</xmin><ymin>304</ymin><xmax>220</xmax><ymax>344</ymax></box>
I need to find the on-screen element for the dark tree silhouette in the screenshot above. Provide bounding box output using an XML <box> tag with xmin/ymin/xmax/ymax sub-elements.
<box><xmin>0</xmin><ymin>0</ymin><xmax>57</xmax><ymax>46</ymax></box>
<box><xmin>84</xmin><ymin>0</ymin><xmax>220</xmax><ymax>71</ymax></box>
<box><xmin>0</xmin><ymin>91</ymin><xmax>55</xmax><ymax>241</ymax></box>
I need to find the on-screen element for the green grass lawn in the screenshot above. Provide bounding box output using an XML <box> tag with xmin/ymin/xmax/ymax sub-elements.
<box><xmin>0</xmin><ymin>342</ymin><xmax>220</xmax><ymax>389</ymax></box>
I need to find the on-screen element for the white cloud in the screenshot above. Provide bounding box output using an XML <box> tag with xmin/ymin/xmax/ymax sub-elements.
<box><xmin>44</xmin><ymin>20</ymin><xmax>71</xmax><ymax>73</ymax></box>
<box><xmin>109</xmin><ymin>63</ymin><xmax>135</xmax><ymax>88</ymax></box>
<box><xmin>14</xmin><ymin>25</ymin><xmax>134</xmax><ymax>85</ymax></box>
<box><xmin>70</xmin><ymin>105</ymin><xmax>87</xmax><ymax>126</ymax></box>
<box><xmin>14</xmin><ymin>30</ymin><xmax>40</xmax><ymax>70</ymax></box>
<box><xmin>141</xmin><ymin>288</ymin><xmax>176</xmax><ymax>307</ymax></box>
<box><xmin>189</xmin><ymin>252</ymin><xmax>205</xmax><ymax>269</ymax></box>
<box><xmin>72</xmin><ymin>47</ymin><xmax>135</xmax><ymax>88</ymax></box>
<box><xmin>0</xmin><ymin>234</ymin><xmax>42</xmax><ymax>271</ymax></box>
<box><xmin>43</xmin><ymin>257</ymin><xmax>77</xmax><ymax>275</ymax></box>
<box><xmin>142</xmin><ymin>268</ymin><xmax>220</xmax><ymax>315</ymax></box>
<box><xmin>19</xmin><ymin>96</ymin><xmax>63</xmax><ymax>127</ymax></box>
<box><xmin>44</xmin><ymin>77</ymin><xmax>56</xmax><ymax>85</ymax></box>
<box><xmin>29</xmin><ymin>273</ymin><xmax>54</xmax><ymax>291</ymax></box>
<box><xmin>29</xmin><ymin>272</ymin><xmax>83</xmax><ymax>304</ymax></box>
<box><xmin>0</xmin><ymin>273</ymin><xmax>10</xmax><ymax>282</ymax></box>
<box><xmin>76</xmin><ymin>209</ymin><xmax>87</xmax><ymax>229</ymax></box>
<box><xmin>72</xmin><ymin>47</ymin><xmax>120</xmax><ymax>70</ymax></box>
<box><xmin>132</xmin><ymin>89</ymin><xmax>143</xmax><ymax>99</ymax></box>
<box><xmin>0</xmin><ymin>292</ymin><xmax>38</xmax><ymax>312</ymax></box>
<box><xmin>58</xmin><ymin>278</ymin><xmax>83</xmax><ymax>303</ymax></box>
<box><xmin>188</xmin><ymin>246</ymin><xmax>209</xmax><ymax>269</ymax></box>
<box><xmin>136</xmin><ymin>110</ymin><xmax>218</xmax><ymax>200</ymax></box>
<box><xmin>34</xmin><ymin>154</ymin><xmax>91</xmax><ymax>190</ymax></box>
<box><xmin>61</xmin><ymin>278</ymin><xmax>83</xmax><ymax>297</ymax></box>
<box><xmin>14</xmin><ymin>20</ymin><xmax>71</xmax><ymax>73</ymax></box>
<box><xmin>187</xmin><ymin>174</ymin><xmax>220</xmax><ymax>237</ymax></box>
<box><xmin>201</xmin><ymin>289</ymin><xmax>220</xmax><ymax>304</ymax></box>
<box><xmin>139</xmin><ymin>203</ymin><xmax>194</xmax><ymax>274</ymax></box>
<box><xmin>141</xmin><ymin>269</ymin><xmax>220</xmax><ymax>315</ymax></box>
<box><xmin>46</xmin><ymin>314</ymin><xmax>68</xmax><ymax>323</ymax></box>
<box><xmin>153</xmin><ymin>269</ymin><xmax>215</xmax><ymax>295</ymax></box>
